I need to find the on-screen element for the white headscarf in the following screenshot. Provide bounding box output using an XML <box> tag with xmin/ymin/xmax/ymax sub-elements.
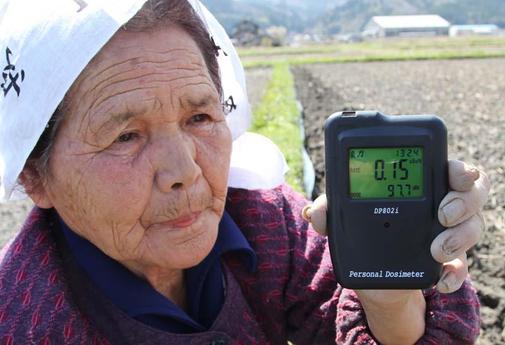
<box><xmin>0</xmin><ymin>0</ymin><xmax>288</xmax><ymax>202</ymax></box>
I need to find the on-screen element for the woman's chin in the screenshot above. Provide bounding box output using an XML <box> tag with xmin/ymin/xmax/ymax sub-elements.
<box><xmin>143</xmin><ymin>210</ymin><xmax>220</xmax><ymax>270</ymax></box>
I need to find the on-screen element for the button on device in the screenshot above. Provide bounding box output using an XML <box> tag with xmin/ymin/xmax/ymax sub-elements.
<box><xmin>341</xmin><ymin>111</ymin><xmax>357</xmax><ymax>117</ymax></box>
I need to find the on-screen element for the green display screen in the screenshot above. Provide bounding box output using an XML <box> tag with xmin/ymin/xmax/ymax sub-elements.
<box><xmin>349</xmin><ymin>147</ymin><xmax>424</xmax><ymax>199</ymax></box>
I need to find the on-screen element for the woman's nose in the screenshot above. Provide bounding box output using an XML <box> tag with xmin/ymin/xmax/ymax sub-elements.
<box><xmin>154</xmin><ymin>135</ymin><xmax>200</xmax><ymax>193</ymax></box>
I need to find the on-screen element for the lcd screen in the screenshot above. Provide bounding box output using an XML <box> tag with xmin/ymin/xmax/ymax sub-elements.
<box><xmin>349</xmin><ymin>147</ymin><xmax>424</xmax><ymax>199</ymax></box>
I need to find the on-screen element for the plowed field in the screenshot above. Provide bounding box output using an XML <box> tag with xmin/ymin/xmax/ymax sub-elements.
<box><xmin>293</xmin><ymin>59</ymin><xmax>505</xmax><ymax>345</ymax></box>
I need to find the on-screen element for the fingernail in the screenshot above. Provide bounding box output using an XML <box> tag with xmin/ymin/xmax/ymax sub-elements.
<box><xmin>442</xmin><ymin>198</ymin><xmax>465</xmax><ymax>225</ymax></box>
<box><xmin>439</xmin><ymin>271</ymin><xmax>457</xmax><ymax>293</ymax></box>
<box><xmin>442</xmin><ymin>236</ymin><xmax>460</xmax><ymax>257</ymax></box>
<box><xmin>466</xmin><ymin>164</ymin><xmax>480</xmax><ymax>180</ymax></box>
<box><xmin>301</xmin><ymin>204</ymin><xmax>312</xmax><ymax>222</ymax></box>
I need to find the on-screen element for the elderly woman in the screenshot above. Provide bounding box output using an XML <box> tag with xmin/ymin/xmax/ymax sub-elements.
<box><xmin>0</xmin><ymin>0</ymin><xmax>489</xmax><ymax>344</ymax></box>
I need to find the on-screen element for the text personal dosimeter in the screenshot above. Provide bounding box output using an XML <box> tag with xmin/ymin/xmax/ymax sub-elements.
<box><xmin>324</xmin><ymin>111</ymin><xmax>448</xmax><ymax>289</ymax></box>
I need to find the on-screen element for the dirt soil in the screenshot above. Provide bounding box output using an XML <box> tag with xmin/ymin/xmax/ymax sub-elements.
<box><xmin>0</xmin><ymin>199</ymin><xmax>33</xmax><ymax>247</ymax></box>
<box><xmin>293</xmin><ymin>59</ymin><xmax>505</xmax><ymax>345</ymax></box>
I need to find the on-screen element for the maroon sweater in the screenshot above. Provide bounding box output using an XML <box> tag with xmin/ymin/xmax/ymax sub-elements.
<box><xmin>0</xmin><ymin>185</ymin><xmax>480</xmax><ymax>344</ymax></box>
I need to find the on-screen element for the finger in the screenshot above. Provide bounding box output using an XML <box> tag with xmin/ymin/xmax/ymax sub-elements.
<box><xmin>302</xmin><ymin>194</ymin><xmax>327</xmax><ymax>236</ymax></box>
<box><xmin>431</xmin><ymin>213</ymin><xmax>484</xmax><ymax>263</ymax></box>
<box><xmin>448</xmin><ymin>160</ymin><xmax>480</xmax><ymax>192</ymax></box>
<box><xmin>438</xmin><ymin>170</ymin><xmax>490</xmax><ymax>227</ymax></box>
<box><xmin>436</xmin><ymin>253</ymin><xmax>468</xmax><ymax>294</ymax></box>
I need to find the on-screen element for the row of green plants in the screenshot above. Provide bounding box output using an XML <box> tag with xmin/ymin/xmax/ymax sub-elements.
<box><xmin>243</xmin><ymin>48</ymin><xmax>505</xmax><ymax>69</ymax></box>
<box><xmin>249</xmin><ymin>63</ymin><xmax>304</xmax><ymax>193</ymax></box>
<box><xmin>240</xmin><ymin>36</ymin><xmax>505</xmax><ymax>69</ymax></box>
<box><xmin>239</xmin><ymin>36</ymin><xmax>505</xmax><ymax>57</ymax></box>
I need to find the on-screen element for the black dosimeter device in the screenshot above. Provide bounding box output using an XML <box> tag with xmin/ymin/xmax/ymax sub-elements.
<box><xmin>324</xmin><ymin>111</ymin><xmax>448</xmax><ymax>289</ymax></box>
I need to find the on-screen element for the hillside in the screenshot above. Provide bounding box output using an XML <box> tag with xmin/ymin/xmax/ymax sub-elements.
<box><xmin>314</xmin><ymin>0</ymin><xmax>505</xmax><ymax>34</ymax></box>
<box><xmin>202</xmin><ymin>0</ymin><xmax>309</xmax><ymax>33</ymax></box>
<box><xmin>203</xmin><ymin>0</ymin><xmax>505</xmax><ymax>35</ymax></box>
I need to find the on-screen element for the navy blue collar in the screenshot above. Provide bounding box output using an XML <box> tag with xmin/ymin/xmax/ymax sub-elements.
<box><xmin>60</xmin><ymin>211</ymin><xmax>256</xmax><ymax>333</ymax></box>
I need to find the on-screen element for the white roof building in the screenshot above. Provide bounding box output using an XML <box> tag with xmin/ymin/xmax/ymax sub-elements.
<box><xmin>449</xmin><ymin>25</ymin><xmax>499</xmax><ymax>36</ymax></box>
<box><xmin>363</xmin><ymin>15</ymin><xmax>451</xmax><ymax>37</ymax></box>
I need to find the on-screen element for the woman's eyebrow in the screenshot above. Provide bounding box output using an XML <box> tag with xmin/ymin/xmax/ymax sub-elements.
<box><xmin>182</xmin><ymin>94</ymin><xmax>219</xmax><ymax>109</ymax></box>
<box><xmin>87</xmin><ymin>94</ymin><xmax>163</xmax><ymax>135</ymax></box>
<box><xmin>90</xmin><ymin>110</ymin><xmax>138</xmax><ymax>135</ymax></box>
<box><xmin>109</xmin><ymin>111</ymin><xmax>139</xmax><ymax>125</ymax></box>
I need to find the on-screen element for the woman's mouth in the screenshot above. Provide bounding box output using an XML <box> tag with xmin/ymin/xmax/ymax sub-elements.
<box><xmin>155</xmin><ymin>211</ymin><xmax>202</xmax><ymax>229</ymax></box>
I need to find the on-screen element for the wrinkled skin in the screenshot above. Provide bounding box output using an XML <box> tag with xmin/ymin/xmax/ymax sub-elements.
<box><xmin>28</xmin><ymin>26</ymin><xmax>232</xmax><ymax>304</ymax></box>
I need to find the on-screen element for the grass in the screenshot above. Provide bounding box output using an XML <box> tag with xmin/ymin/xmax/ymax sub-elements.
<box><xmin>250</xmin><ymin>63</ymin><xmax>304</xmax><ymax>193</ymax></box>
<box><xmin>239</xmin><ymin>35</ymin><xmax>505</xmax><ymax>69</ymax></box>
<box><xmin>238</xmin><ymin>44</ymin><xmax>342</xmax><ymax>57</ymax></box>
<box><xmin>243</xmin><ymin>49</ymin><xmax>505</xmax><ymax>69</ymax></box>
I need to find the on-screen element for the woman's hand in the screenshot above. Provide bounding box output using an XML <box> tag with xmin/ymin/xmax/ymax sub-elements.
<box><xmin>302</xmin><ymin>159</ymin><xmax>490</xmax><ymax>344</ymax></box>
<box><xmin>304</xmin><ymin>159</ymin><xmax>490</xmax><ymax>293</ymax></box>
<box><xmin>431</xmin><ymin>160</ymin><xmax>489</xmax><ymax>292</ymax></box>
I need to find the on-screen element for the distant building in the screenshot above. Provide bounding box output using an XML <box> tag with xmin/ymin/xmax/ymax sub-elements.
<box><xmin>362</xmin><ymin>15</ymin><xmax>450</xmax><ymax>38</ymax></box>
<box><xmin>449</xmin><ymin>25</ymin><xmax>499</xmax><ymax>36</ymax></box>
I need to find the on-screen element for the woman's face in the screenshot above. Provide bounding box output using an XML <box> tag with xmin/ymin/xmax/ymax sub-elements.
<box><xmin>36</xmin><ymin>26</ymin><xmax>232</xmax><ymax>275</ymax></box>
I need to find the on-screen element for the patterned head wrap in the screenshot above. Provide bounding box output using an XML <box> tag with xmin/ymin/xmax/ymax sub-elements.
<box><xmin>0</xmin><ymin>0</ymin><xmax>287</xmax><ymax>201</ymax></box>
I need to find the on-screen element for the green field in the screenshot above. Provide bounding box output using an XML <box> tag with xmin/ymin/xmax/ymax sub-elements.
<box><xmin>239</xmin><ymin>35</ymin><xmax>505</xmax><ymax>68</ymax></box>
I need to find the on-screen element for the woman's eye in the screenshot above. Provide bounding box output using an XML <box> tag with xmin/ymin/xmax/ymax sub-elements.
<box><xmin>190</xmin><ymin>114</ymin><xmax>211</xmax><ymax>124</ymax></box>
<box><xmin>115</xmin><ymin>132</ymin><xmax>138</xmax><ymax>143</ymax></box>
